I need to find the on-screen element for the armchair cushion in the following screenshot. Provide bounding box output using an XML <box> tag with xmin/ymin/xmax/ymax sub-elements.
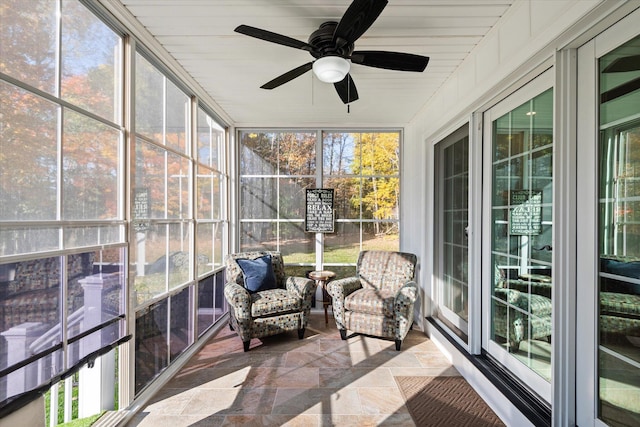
<box><xmin>237</xmin><ymin>255</ymin><xmax>277</xmax><ymax>293</ymax></box>
<box><xmin>251</xmin><ymin>288</ymin><xmax>301</xmax><ymax>317</ymax></box>
<box><xmin>345</xmin><ymin>288</ymin><xmax>395</xmax><ymax>317</ymax></box>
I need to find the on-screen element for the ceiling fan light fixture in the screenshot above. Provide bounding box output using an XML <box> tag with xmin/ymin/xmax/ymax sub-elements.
<box><xmin>313</xmin><ymin>56</ymin><xmax>350</xmax><ymax>83</ymax></box>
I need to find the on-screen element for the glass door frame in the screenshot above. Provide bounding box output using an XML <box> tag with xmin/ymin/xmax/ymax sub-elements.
<box><xmin>482</xmin><ymin>68</ymin><xmax>555</xmax><ymax>402</ymax></box>
<box><xmin>433</xmin><ymin>124</ymin><xmax>471</xmax><ymax>346</ymax></box>
<box><xmin>576</xmin><ymin>8</ymin><xmax>640</xmax><ymax>426</ymax></box>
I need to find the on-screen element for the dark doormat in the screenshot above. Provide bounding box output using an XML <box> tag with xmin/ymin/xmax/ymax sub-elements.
<box><xmin>395</xmin><ymin>376</ymin><xmax>505</xmax><ymax>427</ymax></box>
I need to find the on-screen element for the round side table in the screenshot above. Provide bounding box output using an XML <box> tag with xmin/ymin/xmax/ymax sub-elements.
<box><xmin>308</xmin><ymin>270</ymin><xmax>336</xmax><ymax>324</ymax></box>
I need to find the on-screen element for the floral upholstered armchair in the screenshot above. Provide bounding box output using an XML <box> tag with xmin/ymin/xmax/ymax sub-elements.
<box><xmin>223</xmin><ymin>251</ymin><xmax>316</xmax><ymax>351</ymax></box>
<box><xmin>327</xmin><ymin>250</ymin><xmax>418</xmax><ymax>351</ymax></box>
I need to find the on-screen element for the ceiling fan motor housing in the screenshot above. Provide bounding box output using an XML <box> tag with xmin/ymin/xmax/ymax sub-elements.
<box><xmin>309</xmin><ymin>21</ymin><xmax>354</xmax><ymax>59</ymax></box>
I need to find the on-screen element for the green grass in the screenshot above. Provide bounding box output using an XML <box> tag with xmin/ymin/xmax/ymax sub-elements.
<box><xmin>44</xmin><ymin>352</ymin><xmax>118</xmax><ymax>426</ymax></box>
<box><xmin>284</xmin><ymin>234</ymin><xmax>399</xmax><ymax>265</ymax></box>
<box><xmin>44</xmin><ymin>385</ymin><xmax>108</xmax><ymax>426</ymax></box>
<box><xmin>59</xmin><ymin>412</ymin><xmax>105</xmax><ymax>427</ymax></box>
<box><xmin>45</xmin><ymin>376</ymin><xmax>78</xmax><ymax>425</ymax></box>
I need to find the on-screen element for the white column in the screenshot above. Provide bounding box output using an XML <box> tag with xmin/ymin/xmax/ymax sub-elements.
<box><xmin>78</xmin><ymin>274</ymin><xmax>117</xmax><ymax>417</ymax></box>
<box><xmin>78</xmin><ymin>351</ymin><xmax>115</xmax><ymax>418</ymax></box>
<box><xmin>1</xmin><ymin>322</ymin><xmax>47</xmax><ymax>399</ymax></box>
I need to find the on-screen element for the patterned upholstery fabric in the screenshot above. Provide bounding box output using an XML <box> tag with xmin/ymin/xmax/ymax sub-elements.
<box><xmin>345</xmin><ymin>288</ymin><xmax>395</xmax><ymax>317</ymax></box>
<box><xmin>327</xmin><ymin>251</ymin><xmax>418</xmax><ymax>350</ymax></box>
<box><xmin>223</xmin><ymin>251</ymin><xmax>316</xmax><ymax>351</ymax></box>
<box><xmin>495</xmin><ymin>278</ymin><xmax>640</xmax><ymax>352</ymax></box>
<box><xmin>493</xmin><ymin>285</ymin><xmax>553</xmax><ymax>352</ymax></box>
<box><xmin>600</xmin><ymin>292</ymin><xmax>640</xmax><ymax>337</ymax></box>
<box><xmin>250</xmin><ymin>288</ymin><xmax>301</xmax><ymax>317</ymax></box>
<box><xmin>601</xmin><ymin>292</ymin><xmax>640</xmax><ymax>317</ymax></box>
<box><xmin>492</xmin><ymin>262</ymin><xmax>553</xmax><ymax>352</ymax></box>
<box><xmin>357</xmin><ymin>250</ymin><xmax>416</xmax><ymax>293</ymax></box>
<box><xmin>600</xmin><ymin>315</ymin><xmax>640</xmax><ymax>336</ymax></box>
<box><xmin>503</xmin><ymin>279</ymin><xmax>552</xmax><ymax>299</ymax></box>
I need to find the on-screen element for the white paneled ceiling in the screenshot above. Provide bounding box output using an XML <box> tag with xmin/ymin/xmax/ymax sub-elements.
<box><xmin>117</xmin><ymin>0</ymin><xmax>514</xmax><ymax>126</ymax></box>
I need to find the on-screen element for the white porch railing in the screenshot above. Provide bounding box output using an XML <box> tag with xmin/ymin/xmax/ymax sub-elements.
<box><xmin>1</xmin><ymin>273</ymin><xmax>119</xmax><ymax>426</ymax></box>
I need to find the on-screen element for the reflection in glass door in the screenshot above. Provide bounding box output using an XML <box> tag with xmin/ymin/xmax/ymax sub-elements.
<box><xmin>435</xmin><ymin>126</ymin><xmax>469</xmax><ymax>342</ymax></box>
<box><xmin>597</xmin><ymin>34</ymin><xmax>640</xmax><ymax>426</ymax></box>
<box><xmin>484</xmin><ymin>74</ymin><xmax>553</xmax><ymax>400</ymax></box>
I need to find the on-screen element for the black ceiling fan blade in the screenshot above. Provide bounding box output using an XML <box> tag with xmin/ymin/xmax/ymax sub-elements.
<box><xmin>602</xmin><ymin>55</ymin><xmax>640</xmax><ymax>73</ymax></box>
<box><xmin>260</xmin><ymin>62</ymin><xmax>313</xmax><ymax>90</ymax></box>
<box><xmin>351</xmin><ymin>50</ymin><xmax>429</xmax><ymax>72</ymax></box>
<box><xmin>334</xmin><ymin>74</ymin><xmax>359</xmax><ymax>104</ymax></box>
<box><xmin>235</xmin><ymin>25</ymin><xmax>313</xmax><ymax>52</ymax></box>
<box><xmin>333</xmin><ymin>0</ymin><xmax>388</xmax><ymax>48</ymax></box>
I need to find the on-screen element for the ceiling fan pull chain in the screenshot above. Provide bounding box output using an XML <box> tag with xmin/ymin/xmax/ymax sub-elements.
<box><xmin>347</xmin><ymin>74</ymin><xmax>351</xmax><ymax>113</ymax></box>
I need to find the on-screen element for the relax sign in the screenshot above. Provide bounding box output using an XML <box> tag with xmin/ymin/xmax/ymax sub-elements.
<box><xmin>509</xmin><ymin>189</ymin><xmax>542</xmax><ymax>235</ymax></box>
<box><xmin>305</xmin><ymin>188</ymin><xmax>334</xmax><ymax>233</ymax></box>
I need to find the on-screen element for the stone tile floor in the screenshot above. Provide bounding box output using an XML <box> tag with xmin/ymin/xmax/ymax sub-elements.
<box><xmin>128</xmin><ymin>312</ymin><xmax>460</xmax><ymax>426</ymax></box>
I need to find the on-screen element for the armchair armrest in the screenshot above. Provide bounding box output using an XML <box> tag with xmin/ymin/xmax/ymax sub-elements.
<box><xmin>394</xmin><ymin>280</ymin><xmax>419</xmax><ymax>340</ymax></box>
<box><xmin>224</xmin><ymin>282</ymin><xmax>251</xmax><ymax>320</ymax></box>
<box><xmin>286</xmin><ymin>276</ymin><xmax>316</xmax><ymax>302</ymax></box>
<box><xmin>394</xmin><ymin>281</ymin><xmax>419</xmax><ymax>306</ymax></box>
<box><xmin>286</xmin><ymin>276</ymin><xmax>316</xmax><ymax>319</ymax></box>
<box><xmin>327</xmin><ymin>277</ymin><xmax>362</xmax><ymax>331</ymax></box>
<box><xmin>327</xmin><ymin>277</ymin><xmax>362</xmax><ymax>300</ymax></box>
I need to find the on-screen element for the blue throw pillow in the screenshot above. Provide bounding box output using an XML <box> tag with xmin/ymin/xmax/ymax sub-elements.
<box><xmin>601</xmin><ymin>258</ymin><xmax>640</xmax><ymax>279</ymax></box>
<box><xmin>237</xmin><ymin>255</ymin><xmax>277</xmax><ymax>293</ymax></box>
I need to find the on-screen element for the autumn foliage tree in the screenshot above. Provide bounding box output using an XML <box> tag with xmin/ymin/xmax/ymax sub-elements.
<box><xmin>1</xmin><ymin>0</ymin><xmax>121</xmax><ymax>228</ymax></box>
<box><xmin>350</xmin><ymin>132</ymin><xmax>400</xmax><ymax>235</ymax></box>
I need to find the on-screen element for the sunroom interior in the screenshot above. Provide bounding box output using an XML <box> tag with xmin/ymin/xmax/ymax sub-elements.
<box><xmin>2</xmin><ymin>1</ymin><xmax>640</xmax><ymax>426</ymax></box>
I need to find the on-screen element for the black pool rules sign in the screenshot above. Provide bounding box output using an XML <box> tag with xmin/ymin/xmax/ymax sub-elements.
<box><xmin>305</xmin><ymin>189</ymin><xmax>334</xmax><ymax>233</ymax></box>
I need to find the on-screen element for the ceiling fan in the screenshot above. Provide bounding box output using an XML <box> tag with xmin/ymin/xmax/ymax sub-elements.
<box><xmin>234</xmin><ymin>0</ymin><xmax>429</xmax><ymax>104</ymax></box>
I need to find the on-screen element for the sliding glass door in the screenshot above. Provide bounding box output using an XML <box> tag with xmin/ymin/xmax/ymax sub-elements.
<box><xmin>577</xmin><ymin>10</ymin><xmax>640</xmax><ymax>425</ymax></box>
<box><xmin>483</xmin><ymin>70</ymin><xmax>554</xmax><ymax>401</ymax></box>
<box><xmin>434</xmin><ymin>125</ymin><xmax>470</xmax><ymax>343</ymax></box>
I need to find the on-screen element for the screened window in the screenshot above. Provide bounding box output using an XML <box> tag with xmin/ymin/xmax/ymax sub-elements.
<box><xmin>0</xmin><ymin>0</ymin><xmax>58</xmax><ymax>94</ymax></box>
<box><xmin>61</xmin><ymin>0</ymin><xmax>121</xmax><ymax>121</ymax></box>
<box><xmin>135</xmin><ymin>53</ymin><xmax>188</xmax><ymax>154</ymax></box>
<box><xmin>1</xmin><ymin>0</ymin><xmax>229</xmax><ymax>415</ymax></box>
<box><xmin>238</xmin><ymin>131</ymin><xmax>316</xmax><ymax>266</ymax></box>
<box><xmin>196</xmin><ymin>106</ymin><xmax>226</xmax><ymax>277</ymax></box>
<box><xmin>132</xmin><ymin>54</ymin><xmax>229</xmax><ymax>395</ymax></box>
<box><xmin>132</xmin><ymin>52</ymin><xmax>194</xmax><ymax>394</ymax></box>
<box><xmin>238</xmin><ymin>130</ymin><xmax>401</xmax><ymax>276</ymax></box>
<box><xmin>323</xmin><ymin>132</ymin><xmax>401</xmax><ymax>275</ymax></box>
<box><xmin>133</xmin><ymin>53</ymin><xmax>193</xmax><ymax>307</ymax></box>
<box><xmin>0</xmin><ymin>0</ymin><xmax>126</xmax><ymax>406</ymax></box>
